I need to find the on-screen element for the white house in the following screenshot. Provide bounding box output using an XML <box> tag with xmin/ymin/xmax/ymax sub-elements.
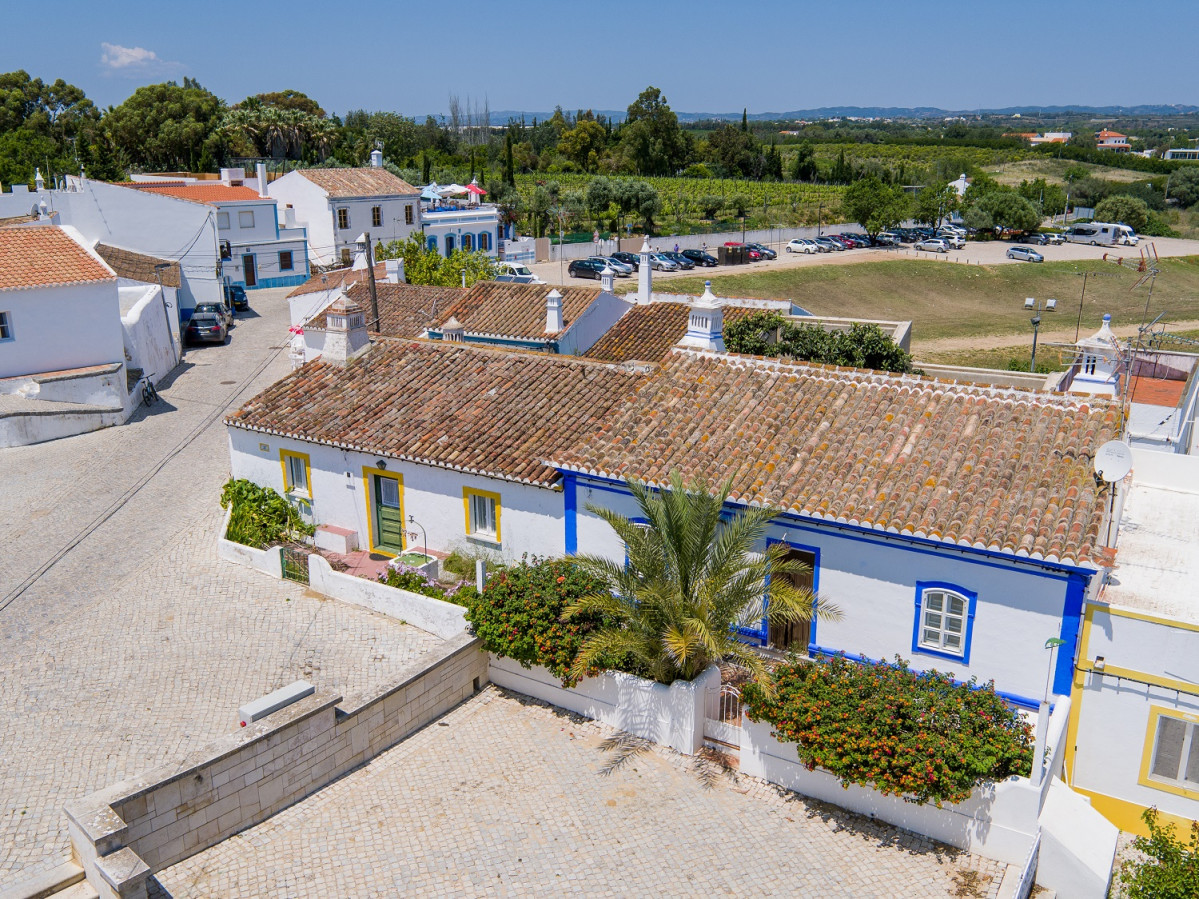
<box><xmin>1066</xmin><ymin>448</ymin><xmax>1199</xmax><ymax>841</ymax></box>
<box><xmin>0</xmin><ymin>225</ymin><xmax>146</xmax><ymax>446</ymax></box>
<box><xmin>268</xmin><ymin>165</ymin><xmax>422</xmax><ymax>267</ymax></box>
<box><xmin>1095</xmin><ymin>130</ymin><xmax>1131</xmax><ymax>153</ymax></box>
<box><xmin>130</xmin><ymin>176</ymin><xmax>308</xmax><ymax>292</ymax></box>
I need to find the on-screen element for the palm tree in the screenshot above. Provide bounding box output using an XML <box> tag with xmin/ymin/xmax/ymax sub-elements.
<box><xmin>564</xmin><ymin>470</ymin><xmax>840</xmax><ymax>687</ymax></box>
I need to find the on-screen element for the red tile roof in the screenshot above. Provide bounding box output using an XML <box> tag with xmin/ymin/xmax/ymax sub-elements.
<box><xmin>436</xmin><ymin>281</ymin><xmax>603</xmax><ymax>339</ymax></box>
<box><xmin>1130</xmin><ymin>376</ymin><xmax>1186</xmax><ymax>407</ymax></box>
<box><xmin>287</xmin><ymin>264</ymin><xmax>384</xmax><ymax>299</ymax></box>
<box><xmin>554</xmin><ymin>350</ymin><xmax>1120</xmax><ymax>566</ymax></box>
<box><xmin>127</xmin><ymin>183</ymin><xmax>267</xmax><ymax>205</ymax></box>
<box><xmin>583</xmin><ymin>302</ymin><xmax>758</xmax><ymax>363</ymax></box>
<box><xmin>94</xmin><ymin>243</ymin><xmax>182</xmax><ymax>288</ymax></box>
<box><xmin>0</xmin><ymin>227</ymin><xmax>115</xmax><ymax>292</ymax></box>
<box><xmin>226</xmin><ymin>340</ymin><xmax>642</xmax><ymax>487</ymax></box>
<box><xmin>295</xmin><ymin>168</ymin><xmax>418</xmax><ymax>198</ymax></box>
<box><xmin>318</xmin><ymin>282</ymin><xmax>466</xmax><ymax>338</ymax></box>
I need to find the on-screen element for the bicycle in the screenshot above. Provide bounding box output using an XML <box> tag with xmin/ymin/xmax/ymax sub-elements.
<box><xmin>140</xmin><ymin>377</ymin><xmax>159</xmax><ymax>405</ymax></box>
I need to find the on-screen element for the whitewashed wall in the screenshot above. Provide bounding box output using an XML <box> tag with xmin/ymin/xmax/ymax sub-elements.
<box><xmin>333</xmin><ymin>197</ymin><xmax>421</xmax><ymax>257</ymax></box>
<box><xmin>0</xmin><ymin>279</ymin><xmax>124</xmax><ymax>379</ymax></box>
<box><xmin>120</xmin><ymin>284</ymin><xmax>177</xmax><ymax>384</ymax></box>
<box><xmin>268</xmin><ymin>173</ymin><xmax>336</xmax><ymax>266</ymax></box>
<box><xmin>227</xmin><ymin>428</ymin><xmax>566</xmax><ymax>562</ymax></box>
<box><xmin>560</xmin><ymin>293</ymin><xmax>632</xmax><ymax>356</ymax></box>
<box><xmin>571</xmin><ymin>475</ymin><xmax>1080</xmax><ymax>705</ymax></box>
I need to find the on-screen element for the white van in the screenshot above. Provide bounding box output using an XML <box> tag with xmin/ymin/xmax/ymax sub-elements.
<box><xmin>1064</xmin><ymin>223</ymin><xmax>1138</xmax><ymax>247</ymax></box>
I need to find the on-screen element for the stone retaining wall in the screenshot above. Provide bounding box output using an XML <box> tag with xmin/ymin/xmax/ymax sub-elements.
<box><xmin>66</xmin><ymin>633</ymin><xmax>487</xmax><ymax>899</ymax></box>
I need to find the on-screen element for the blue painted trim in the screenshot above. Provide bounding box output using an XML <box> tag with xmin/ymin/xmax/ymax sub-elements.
<box><xmin>1053</xmin><ymin>574</ymin><xmax>1087</xmax><ymax>696</ymax></box>
<box><xmin>807</xmin><ymin>646</ymin><xmax>1046</xmax><ymax>711</ymax></box>
<box><xmin>426</xmin><ymin>331</ymin><xmax>557</xmax><ymax>352</ymax></box>
<box><xmin>563</xmin><ymin>472</ymin><xmax>578</xmax><ymax>556</ymax></box>
<box><xmin>911</xmin><ymin>582</ymin><xmax>978</xmax><ymax>666</ymax></box>
<box><xmin>242</xmin><ymin>273</ymin><xmax>307</xmax><ymax>291</ymax></box>
<box><xmin>559</xmin><ymin>469</ymin><xmax>1097</xmax><ymax>581</ymax></box>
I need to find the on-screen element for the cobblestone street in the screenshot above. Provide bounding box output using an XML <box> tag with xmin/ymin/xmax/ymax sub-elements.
<box><xmin>154</xmin><ymin>689</ymin><xmax>1008</xmax><ymax>898</ymax></box>
<box><xmin>0</xmin><ymin>289</ymin><xmax>439</xmax><ymax>884</ymax></box>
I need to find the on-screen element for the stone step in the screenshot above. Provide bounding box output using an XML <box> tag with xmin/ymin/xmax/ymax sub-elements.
<box><xmin>49</xmin><ymin>883</ymin><xmax>98</xmax><ymax>899</ymax></box>
<box><xmin>0</xmin><ymin>861</ymin><xmax>85</xmax><ymax>899</ymax></box>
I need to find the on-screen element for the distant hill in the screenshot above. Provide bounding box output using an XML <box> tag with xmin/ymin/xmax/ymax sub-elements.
<box><xmin>481</xmin><ymin>104</ymin><xmax>1199</xmax><ymax>124</ymax></box>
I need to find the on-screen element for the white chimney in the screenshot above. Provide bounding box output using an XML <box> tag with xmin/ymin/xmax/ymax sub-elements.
<box><xmin>442</xmin><ymin>315</ymin><xmax>465</xmax><ymax>342</ymax></box>
<box><xmin>370</xmin><ymin>148</ymin><xmax>384</xmax><ymax>168</ymax></box>
<box><xmin>384</xmin><ymin>258</ymin><xmax>405</xmax><ymax>284</ymax></box>
<box><xmin>545</xmin><ymin>288</ymin><xmax>564</xmax><ymax>334</ymax></box>
<box><xmin>678</xmin><ymin>281</ymin><xmax>725</xmax><ymax>352</ymax></box>
<box><xmin>637</xmin><ymin>237</ymin><xmax>653</xmax><ymax>305</ymax></box>
<box><xmin>34</xmin><ymin>168</ymin><xmax>45</xmax><ymax>192</ymax></box>
<box><xmin>257</xmin><ymin>163</ymin><xmax>269</xmax><ymax>198</ymax></box>
<box><xmin>283</xmin><ymin>204</ymin><xmax>297</xmax><ymax>229</ymax></box>
<box><xmin>323</xmin><ymin>296</ymin><xmax>370</xmax><ymax>366</ymax></box>
<box><xmin>600</xmin><ymin>264</ymin><xmax>616</xmax><ymax>293</ymax></box>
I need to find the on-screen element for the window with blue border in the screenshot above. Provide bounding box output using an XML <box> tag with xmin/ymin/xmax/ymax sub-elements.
<box><xmin>912</xmin><ymin>581</ymin><xmax>977</xmax><ymax>665</ymax></box>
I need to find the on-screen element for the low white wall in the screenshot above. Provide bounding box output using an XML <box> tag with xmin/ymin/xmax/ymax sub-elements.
<box><xmin>0</xmin><ymin>403</ymin><xmax>128</xmax><ymax>448</ymax></box>
<box><xmin>216</xmin><ymin>508</ymin><xmax>283</xmax><ymax>579</ymax></box>
<box><xmin>488</xmin><ymin>655</ymin><xmax>719</xmax><ymax>755</ymax></box>
<box><xmin>120</xmin><ymin>285</ymin><xmax>177</xmax><ymax>385</ymax></box>
<box><xmin>1037</xmin><ymin>779</ymin><xmax>1117</xmax><ymax>898</ymax></box>
<box><xmin>307</xmin><ymin>555</ymin><xmax>466</xmax><ymax>639</ymax></box>
<box><xmin>1131</xmin><ymin>446</ymin><xmax>1199</xmax><ymax>493</ymax></box>
<box><xmin>739</xmin><ymin>718</ymin><xmax>1039</xmax><ymax>865</ymax></box>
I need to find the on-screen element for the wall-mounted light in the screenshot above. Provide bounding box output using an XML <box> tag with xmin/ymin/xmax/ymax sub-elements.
<box><xmin>376</xmin><ymin>459</ymin><xmax>387</xmax><ymax>470</ymax></box>
<box><xmin>1094</xmin><ymin>656</ymin><xmax>1106</xmax><ymax>671</ymax></box>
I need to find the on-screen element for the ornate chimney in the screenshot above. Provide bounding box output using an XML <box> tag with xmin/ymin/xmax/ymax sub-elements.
<box><xmin>678</xmin><ymin>281</ymin><xmax>725</xmax><ymax>352</ymax></box>
<box><xmin>545</xmin><ymin>288</ymin><xmax>564</xmax><ymax>334</ymax></box>
<box><xmin>600</xmin><ymin>264</ymin><xmax>616</xmax><ymax>293</ymax></box>
<box><xmin>442</xmin><ymin>315</ymin><xmax>465</xmax><ymax>342</ymax></box>
<box><xmin>637</xmin><ymin>237</ymin><xmax>653</xmax><ymax>305</ymax></box>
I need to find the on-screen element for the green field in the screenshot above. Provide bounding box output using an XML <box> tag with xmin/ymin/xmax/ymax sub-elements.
<box><xmin>653</xmin><ymin>257</ymin><xmax>1199</xmax><ymax>363</ymax></box>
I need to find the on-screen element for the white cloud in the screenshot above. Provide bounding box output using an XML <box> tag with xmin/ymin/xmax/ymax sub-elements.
<box><xmin>100</xmin><ymin>42</ymin><xmax>175</xmax><ymax>72</ymax></box>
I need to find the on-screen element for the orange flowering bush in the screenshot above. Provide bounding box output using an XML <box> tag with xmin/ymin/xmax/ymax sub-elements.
<box><xmin>742</xmin><ymin>654</ymin><xmax>1034</xmax><ymax>805</ymax></box>
<box><xmin>465</xmin><ymin>556</ymin><xmax>613</xmax><ymax>687</ymax></box>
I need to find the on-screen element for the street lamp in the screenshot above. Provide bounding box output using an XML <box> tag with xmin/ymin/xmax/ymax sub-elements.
<box><xmin>1023</xmin><ymin>296</ymin><xmax>1057</xmax><ymax>373</ymax></box>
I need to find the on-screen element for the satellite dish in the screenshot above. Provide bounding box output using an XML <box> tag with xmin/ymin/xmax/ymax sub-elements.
<box><xmin>1093</xmin><ymin>441</ymin><xmax>1133</xmax><ymax>483</ymax></box>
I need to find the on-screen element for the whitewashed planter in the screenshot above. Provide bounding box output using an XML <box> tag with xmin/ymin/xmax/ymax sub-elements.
<box><xmin>216</xmin><ymin>505</ymin><xmax>283</xmax><ymax>579</ymax></box>
<box><xmin>488</xmin><ymin>654</ymin><xmax>719</xmax><ymax>755</ymax></box>
<box><xmin>388</xmin><ymin>552</ymin><xmax>439</xmax><ymax>581</ymax></box>
<box><xmin>308</xmin><ymin>555</ymin><xmax>466</xmax><ymax>639</ymax></box>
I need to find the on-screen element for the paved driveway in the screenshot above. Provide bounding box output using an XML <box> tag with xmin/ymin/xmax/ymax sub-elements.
<box><xmin>0</xmin><ymin>289</ymin><xmax>439</xmax><ymax>884</ymax></box>
<box><xmin>153</xmin><ymin>689</ymin><xmax>1007</xmax><ymax>897</ymax></box>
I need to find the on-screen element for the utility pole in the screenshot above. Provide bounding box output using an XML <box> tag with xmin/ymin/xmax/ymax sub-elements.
<box><xmin>364</xmin><ymin>232</ymin><xmax>380</xmax><ymax>331</ymax></box>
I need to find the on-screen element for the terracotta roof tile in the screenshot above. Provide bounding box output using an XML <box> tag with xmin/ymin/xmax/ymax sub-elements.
<box><xmin>0</xmin><ymin>227</ymin><xmax>115</xmax><ymax>292</ymax></box>
<box><xmin>286</xmin><ymin>265</ymin><xmax>376</xmax><ymax>299</ymax></box>
<box><xmin>310</xmin><ymin>282</ymin><xmax>466</xmax><ymax>338</ymax></box>
<box><xmin>127</xmin><ymin>183</ymin><xmax>267</xmax><ymax>205</ymax></box>
<box><xmin>1129</xmin><ymin>376</ymin><xmax>1186</xmax><ymax>407</ymax></box>
<box><xmin>226</xmin><ymin>340</ymin><xmax>642</xmax><ymax>487</ymax></box>
<box><xmin>437</xmin><ymin>281</ymin><xmax>603</xmax><ymax>340</ymax></box>
<box><xmin>584</xmin><ymin>302</ymin><xmax>757</xmax><ymax>363</ymax></box>
<box><xmin>295</xmin><ymin>168</ymin><xmax>419</xmax><ymax>198</ymax></box>
<box><xmin>554</xmin><ymin>350</ymin><xmax>1120</xmax><ymax>567</ymax></box>
<box><xmin>94</xmin><ymin>243</ymin><xmax>182</xmax><ymax>288</ymax></box>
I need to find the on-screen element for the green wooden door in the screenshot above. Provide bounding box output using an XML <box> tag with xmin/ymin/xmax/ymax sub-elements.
<box><xmin>374</xmin><ymin>475</ymin><xmax>404</xmax><ymax>553</ymax></box>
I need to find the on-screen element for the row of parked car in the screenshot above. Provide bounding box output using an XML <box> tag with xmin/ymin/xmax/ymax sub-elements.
<box><xmin>567</xmin><ymin>241</ymin><xmax>780</xmax><ymax>280</ymax></box>
<box><xmin>183</xmin><ymin>284</ymin><xmax>248</xmax><ymax>346</ymax></box>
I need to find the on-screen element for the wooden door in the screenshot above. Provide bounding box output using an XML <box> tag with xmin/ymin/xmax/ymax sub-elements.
<box><xmin>768</xmin><ymin>548</ymin><xmax>816</xmax><ymax>653</ymax></box>
<box><xmin>373</xmin><ymin>475</ymin><xmax>404</xmax><ymax>553</ymax></box>
<box><xmin>243</xmin><ymin>254</ymin><xmax>257</xmax><ymax>287</ymax></box>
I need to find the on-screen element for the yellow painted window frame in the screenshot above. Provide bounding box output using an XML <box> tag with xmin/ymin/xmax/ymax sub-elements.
<box><xmin>1139</xmin><ymin>704</ymin><xmax>1199</xmax><ymax>800</ymax></box>
<box><xmin>361</xmin><ymin>466</ymin><xmax>404</xmax><ymax>557</ymax></box>
<box><xmin>279</xmin><ymin>449</ymin><xmax>312</xmax><ymax>498</ymax></box>
<box><xmin>463</xmin><ymin>487</ymin><xmax>501</xmax><ymax>544</ymax></box>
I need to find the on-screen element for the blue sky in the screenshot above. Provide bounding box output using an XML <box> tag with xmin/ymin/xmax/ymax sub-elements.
<box><xmin>14</xmin><ymin>1</ymin><xmax>1199</xmax><ymax>116</ymax></box>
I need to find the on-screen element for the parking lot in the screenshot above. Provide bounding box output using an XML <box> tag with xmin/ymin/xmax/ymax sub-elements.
<box><xmin>529</xmin><ymin>233</ymin><xmax>1199</xmax><ymax>287</ymax></box>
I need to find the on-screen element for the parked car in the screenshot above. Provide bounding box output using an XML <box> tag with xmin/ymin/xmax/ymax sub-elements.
<box><xmin>747</xmin><ymin>242</ymin><xmax>777</xmax><ymax>260</ymax></box>
<box><xmin>1006</xmin><ymin>245</ymin><xmax>1044</xmax><ymax>263</ymax></box>
<box><xmin>649</xmin><ymin>253</ymin><xmax>680</xmax><ymax>271</ymax></box>
<box><xmin>680</xmin><ymin>248</ymin><xmax>718</xmax><ymax>266</ymax></box>
<box><xmin>588</xmin><ymin>256</ymin><xmax>632</xmax><ymax>276</ymax></box>
<box><xmin>723</xmin><ymin>241</ymin><xmax>762</xmax><ymax>261</ymax></box>
<box><xmin>814</xmin><ymin>236</ymin><xmax>844</xmax><ymax>252</ymax></box>
<box><xmin>1045</xmin><ymin>233</ymin><xmax>1065</xmax><ymax>245</ymax></box>
<box><xmin>185</xmin><ymin>313</ymin><xmax>228</xmax><ymax>345</ymax></box>
<box><xmin>936</xmin><ymin>232</ymin><xmax>966</xmax><ymax>249</ymax></box>
<box><xmin>223</xmin><ymin>284</ymin><xmax>249</xmax><ymax>312</ymax></box>
<box><xmin>194</xmin><ymin>301</ymin><xmax>233</xmax><ymax>328</ymax></box>
<box><xmin>497</xmin><ymin>261</ymin><xmax>545</xmax><ymax>283</ymax></box>
<box><xmin>914</xmin><ymin>239</ymin><xmax>950</xmax><ymax>254</ymax></box>
<box><xmin>568</xmin><ymin>258</ymin><xmax>606</xmax><ymax>280</ymax></box>
<box><xmin>610</xmin><ymin>251</ymin><xmax>641</xmax><ymax>271</ymax></box>
<box><xmin>663</xmin><ymin>251</ymin><xmax>695</xmax><ymax>270</ymax></box>
<box><xmin>875</xmin><ymin>233</ymin><xmax>900</xmax><ymax>247</ymax></box>
<box><xmin>786</xmin><ymin>238</ymin><xmax>818</xmax><ymax>254</ymax></box>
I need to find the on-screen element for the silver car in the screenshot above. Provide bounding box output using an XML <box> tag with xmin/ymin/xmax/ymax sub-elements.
<box><xmin>649</xmin><ymin>253</ymin><xmax>679</xmax><ymax>271</ymax></box>
<box><xmin>1006</xmin><ymin>245</ymin><xmax>1044</xmax><ymax>263</ymax></box>
<box><xmin>588</xmin><ymin>256</ymin><xmax>632</xmax><ymax>276</ymax></box>
<box><xmin>914</xmin><ymin>238</ymin><xmax>950</xmax><ymax>253</ymax></box>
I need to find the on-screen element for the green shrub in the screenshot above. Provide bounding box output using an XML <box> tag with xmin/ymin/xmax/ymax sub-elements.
<box><xmin>742</xmin><ymin>654</ymin><xmax>1033</xmax><ymax>806</ymax></box>
<box><xmin>220</xmin><ymin>478</ymin><xmax>313</xmax><ymax>549</ymax></box>
<box><xmin>724</xmin><ymin>311</ymin><xmax>915</xmax><ymax>374</ymax></box>
<box><xmin>465</xmin><ymin>556</ymin><xmax>611</xmax><ymax>686</ymax></box>
<box><xmin>1118</xmin><ymin>808</ymin><xmax>1199</xmax><ymax>898</ymax></box>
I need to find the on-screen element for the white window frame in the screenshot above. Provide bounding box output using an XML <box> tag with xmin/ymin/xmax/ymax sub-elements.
<box><xmin>466</xmin><ymin>489</ymin><xmax>499</xmax><ymax>542</ymax></box>
<box><xmin>238</xmin><ymin>210</ymin><xmax>255</xmax><ymax>228</ymax></box>
<box><xmin>283</xmin><ymin>452</ymin><xmax>310</xmax><ymax>498</ymax></box>
<box><xmin>217</xmin><ymin>212</ymin><xmax>230</xmax><ymax>230</ymax></box>
<box><xmin>916</xmin><ymin>587</ymin><xmax>970</xmax><ymax>658</ymax></box>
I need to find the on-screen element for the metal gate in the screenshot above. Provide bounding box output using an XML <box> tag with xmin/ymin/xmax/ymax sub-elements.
<box><xmin>281</xmin><ymin>546</ymin><xmax>309</xmax><ymax>584</ymax></box>
<box><xmin>704</xmin><ymin>683</ymin><xmax>743</xmax><ymax>750</ymax></box>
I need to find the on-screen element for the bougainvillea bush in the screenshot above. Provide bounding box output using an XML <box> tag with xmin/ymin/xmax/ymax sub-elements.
<box><xmin>465</xmin><ymin>556</ymin><xmax>614</xmax><ymax>687</ymax></box>
<box><xmin>742</xmin><ymin>655</ymin><xmax>1034</xmax><ymax>806</ymax></box>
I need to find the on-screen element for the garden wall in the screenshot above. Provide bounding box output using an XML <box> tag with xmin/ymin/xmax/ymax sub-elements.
<box><xmin>215</xmin><ymin>506</ymin><xmax>282</xmax><ymax>579</ymax></box>
<box><xmin>307</xmin><ymin>554</ymin><xmax>467</xmax><ymax>639</ymax></box>
<box><xmin>65</xmin><ymin>632</ymin><xmax>486</xmax><ymax>899</ymax></box>
<box><xmin>487</xmin><ymin>655</ymin><xmax>719</xmax><ymax>755</ymax></box>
